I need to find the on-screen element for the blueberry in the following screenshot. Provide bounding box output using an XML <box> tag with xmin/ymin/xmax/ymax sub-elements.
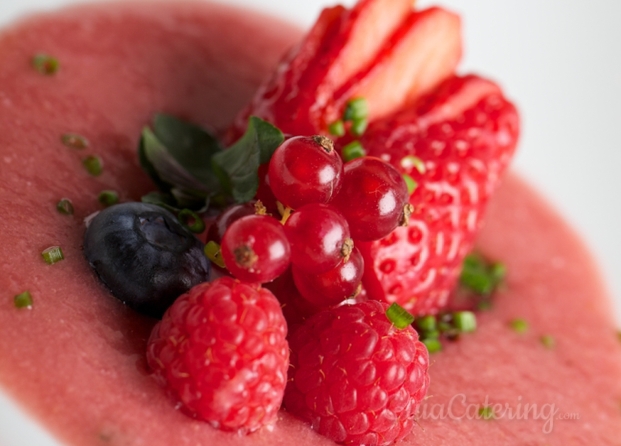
<box><xmin>84</xmin><ymin>202</ymin><xmax>210</xmax><ymax>318</ymax></box>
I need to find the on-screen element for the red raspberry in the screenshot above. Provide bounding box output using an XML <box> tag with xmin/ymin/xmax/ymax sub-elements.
<box><xmin>146</xmin><ymin>277</ymin><xmax>289</xmax><ymax>433</ymax></box>
<box><xmin>284</xmin><ymin>300</ymin><xmax>430</xmax><ymax>445</ymax></box>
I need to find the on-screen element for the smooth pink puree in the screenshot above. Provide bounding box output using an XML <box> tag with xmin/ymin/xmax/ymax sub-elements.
<box><xmin>0</xmin><ymin>2</ymin><xmax>619</xmax><ymax>445</ymax></box>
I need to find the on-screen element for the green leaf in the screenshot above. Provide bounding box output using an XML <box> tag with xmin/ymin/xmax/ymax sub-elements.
<box><xmin>152</xmin><ymin>114</ymin><xmax>222</xmax><ymax>191</ymax></box>
<box><xmin>211</xmin><ymin>116</ymin><xmax>283</xmax><ymax>203</ymax></box>
<box><xmin>140</xmin><ymin>127</ymin><xmax>210</xmax><ymax>195</ymax></box>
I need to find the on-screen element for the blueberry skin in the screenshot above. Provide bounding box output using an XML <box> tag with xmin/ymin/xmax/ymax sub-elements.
<box><xmin>84</xmin><ymin>202</ymin><xmax>210</xmax><ymax>318</ymax></box>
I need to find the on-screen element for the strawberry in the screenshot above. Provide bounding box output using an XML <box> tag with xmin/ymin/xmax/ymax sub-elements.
<box><xmin>229</xmin><ymin>1</ymin><xmax>460</xmax><ymax>139</ymax></box>
<box><xmin>356</xmin><ymin>75</ymin><xmax>520</xmax><ymax>315</ymax></box>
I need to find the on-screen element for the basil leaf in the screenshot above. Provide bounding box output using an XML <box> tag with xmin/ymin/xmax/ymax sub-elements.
<box><xmin>152</xmin><ymin>114</ymin><xmax>222</xmax><ymax>192</ymax></box>
<box><xmin>211</xmin><ymin>116</ymin><xmax>283</xmax><ymax>203</ymax></box>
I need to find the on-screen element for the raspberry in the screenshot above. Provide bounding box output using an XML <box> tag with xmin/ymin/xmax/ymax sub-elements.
<box><xmin>284</xmin><ymin>300</ymin><xmax>430</xmax><ymax>445</ymax></box>
<box><xmin>146</xmin><ymin>277</ymin><xmax>289</xmax><ymax>433</ymax></box>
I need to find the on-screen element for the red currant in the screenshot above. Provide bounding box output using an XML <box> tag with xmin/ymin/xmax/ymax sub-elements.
<box><xmin>332</xmin><ymin>157</ymin><xmax>410</xmax><ymax>241</ymax></box>
<box><xmin>267</xmin><ymin>135</ymin><xmax>342</xmax><ymax>209</ymax></box>
<box><xmin>206</xmin><ymin>202</ymin><xmax>255</xmax><ymax>244</ymax></box>
<box><xmin>292</xmin><ymin>246</ymin><xmax>364</xmax><ymax>308</ymax></box>
<box><xmin>284</xmin><ymin>203</ymin><xmax>353</xmax><ymax>275</ymax></box>
<box><xmin>221</xmin><ymin>215</ymin><xmax>290</xmax><ymax>283</ymax></box>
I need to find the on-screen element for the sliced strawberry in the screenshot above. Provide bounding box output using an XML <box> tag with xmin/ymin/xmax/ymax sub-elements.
<box><xmin>330</xmin><ymin>7</ymin><xmax>462</xmax><ymax>124</ymax></box>
<box><xmin>355</xmin><ymin>75</ymin><xmax>520</xmax><ymax>315</ymax></box>
<box><xmin>229</xmin><ymin>0</ymin><xmax>414</xmax><ymax>139</ymax></box>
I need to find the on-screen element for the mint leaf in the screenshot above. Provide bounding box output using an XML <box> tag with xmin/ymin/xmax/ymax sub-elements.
<box><xmin>152</xmin><ymin>114</ymin><xmax>222</xmax><ymax>192</ymax></box>
<box><xmin>211</xmin><ymin>116</ymin><xmax>283</xmax><ymax>203</ymax></box>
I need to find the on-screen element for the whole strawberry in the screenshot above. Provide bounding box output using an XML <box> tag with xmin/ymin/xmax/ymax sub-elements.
<box><xmin>358</xmin><ymin>75</ymin><xmax>519</xmax><ymax>314</ymax></box>
<box><xmin>284</xmin><ymin>300</ymin><xmax>430</xmax><ymax>445</ymax></box>
<box><xmin>146</xmin><ymin>277</ymin><xmax>289</xmax><ymax>433</ymax></box>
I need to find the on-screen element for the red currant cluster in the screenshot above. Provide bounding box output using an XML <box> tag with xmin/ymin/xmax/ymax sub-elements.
<box><xmin>211</xmin><ymin>134</ymin><xmax>411</xmax><ymax>310</ymax></box>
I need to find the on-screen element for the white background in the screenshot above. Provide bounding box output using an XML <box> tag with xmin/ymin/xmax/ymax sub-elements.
<box><xmin>1</xmin><ymin>1</ymin><xmax>620</xmax><ymax>445</ymax></box>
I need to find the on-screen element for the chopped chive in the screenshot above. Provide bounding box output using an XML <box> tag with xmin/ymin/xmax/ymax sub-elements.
<box><xmin>509</xmin><ymin>318</ymin><xmax>529</xmax><ymax>334</ymax></box>
<box><xmin>14</xmin><ymin>291</ymin><xmax>33</xmax><ymax>309</ymax></box>
<box><xmin>61</xmin><ymin>133</ymin><xmax>89</xmax><ymax>150</ymax></box>
<box><xmin>478</xmin><ymin>406</ymin><xmax>495</xmax><ymax>420</ymax></box>
<box><xmin>415</xmin><ymin>315</ymin><xmax>437</xmax><ymax>334</ymax></box>
<box><xmin>350</xmin><ymin>118</ymin><xmax>368</xmax><ymax>137</ymax></box>
<box><xmin>386</xmin><ymin>302</ymin><xmax>415</xmax><ymax>329</ymax></box>
<box><xmin>341</xmin><ymin>141</ymin><xmax>366</xmax><ymax>161</ymax></box>
<box><xmin>83</xmin><ymin>155</ymin><xmax>103</xmax><ymax>176</ymax></box>
<box><xmin>56</xmin><ymin>198</ymin><xmax>74</xmax><ymax>215</ymax></box>
<box><xmin>98</xmin><ymin>190</ymin><xmax>119</xmax><ymax>207</ymax></box>
<box><xmin>540</xmin><ymin>334</ymin><xmax>556</xmax><ymax>349</ymax></box>
<box><xmin>422</xmin><ymin>338</ymin><xmax>443</xmax><ymax>354</ymax></box>
<box><xmin>32</xmin><ymin>54</ymin><xmax>59</xmax><ymax>75</ymax></box>
<box><xmin>178</xmin><ymin>209</ymin><xmax>205</xmax><ymax>234</ymax></box>
<box><xmin>453</xmin><ymin>311</ymin><xmax>477</xmax><ymax>333</ymax></box>
<box><xmin>460</xmin><ymin>253</ymin><xmax>506</xmax><ymax>295</ymax></box>
<box><xmin>41</xmin><ymin>246</ymin><xmax>64</xmax><ymax>265</ymax></box>
<box><xmin>204</xmin><ymin>241</ymin><xmax>225</xmax><ymax>268</ymax></box>
<box><xmin>328</xmin><ymin>120</ymin><xmax>346</xmax><ymax>137</ymax></box>
<box><xmin>402</xmin><ymin>174</ymin><xmax>418</xmax><ymax>196</ymax></box>
<box><xmin>400</xmin><ymin>155</ymin><xmax>426</xmax><ymax>174</ymax></box>
<box><xmin>343</xmin><ymin>97</ymin><xmax>368</xmax><ymax>121</ymax></box>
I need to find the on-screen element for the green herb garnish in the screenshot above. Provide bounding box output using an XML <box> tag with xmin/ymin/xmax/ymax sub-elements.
<box><xmin>350</xmin><ymin>118</ymin><xmax>368</xmax><ymax>137</ymax></box>
<box><xmin>422</xmin><ymin>338</ymin><xmax>443</xmax><ymax>354</ymax></box>
<box><xmin>509</xmin><ymin>318</ymin><xmax>529</xmax><ymax>334</ymax></box>
<box><xmin>83</xmin><ymin>155</ymin><xmax>103</xmax><ymax>176</ymax></box>
<box><xmin>540</xmin><ymin>335</ymin><xmax>556</xmax><ymax>349</ymax></box>
<box><xmin>400</xmin><ymin>155</ymin><xmax>426</xmax><ymax>174</ymax></box>
<box><xmin>386</xmin><ymin>303</ymin><xmax>415</xmax><ymax>329</ymax></box>
<box><xmin>343</xmin><ymin>98</ymin><xmax>368</xmax><ymax>121</ymax></box>
<box><xmin>328</xmin><ymin>120</ymin><xmax>345</xmax><ymax>137</ymax></box>
<box><xmin>460</xmin><ymin>253</ymin><xmax>506</xmax><ymax>295</ymax></box>
<box><xmin>478</xmin><ymin>406</ymin><xmax>495</xmax><ymax>420</ymax></box>
<box><xmin>178</xmin><ymin>209</ymin><xmax>205</xmax><ymax>234</ymax></box>
<box><xmin>204</xmin><ymin>241</ymin><xmax>225</xmax><ymax>268</ymax></box>
<box><xmin>453</xmin><ymin>311</ymin><xmax>477</xmax><ymax>333</ymax></box>
<box><xmin>32</xmin><ymin>54</ymin><xmax>59</xmax><ymax>75</ymax></box>
<box><xmin>341</xmin><ymin>141</ymin><xmax>366</xmax><ymax>161</ymax></box>
<box><xmin>41</xmin><ymin>246</ymin><xmax>64</xmax><ymax>265</ymax></box>
<box><xmin>56</xmin><ymin>198</ymin><xmax>74</xmax><ymax>215</ymax></box>
<box><xmin>98</xmin><ymin>190</ymin><xmax>119</xmax><ymax>207</ymax></box>
<box><xmin>402</xmin><ymin>174</ymin><xmax>418</xmax><ymax>196</ymax></box>
<box><xmin>14</xmin><ymin>291</ymin><xmax>33</xmax><ymax>309</ymax></box>
<box><xmin>61</xmin><ymin>133</ymin><xmax>89</xmax><ymax>150</ymax></box>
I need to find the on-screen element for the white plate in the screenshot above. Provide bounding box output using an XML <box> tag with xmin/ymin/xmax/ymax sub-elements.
<box><xmin>1</xmin><ymin>1</ymin><xmax>620</xmax><ymax>445</ymax></box>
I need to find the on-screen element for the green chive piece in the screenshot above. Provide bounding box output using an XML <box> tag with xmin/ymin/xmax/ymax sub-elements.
<box><xmin>350</xmin><ymin>118</ymin><xmax>368</xmax><ymax>137</ymax></box>
<box><xmin>460</xmin><ymin>253</ymin><xmax>506</xmax><ymax>295</ymax></box>
<box><xmin>402</xmin><ymin>174</ymin><xmax>418</xmax><ymax>196</ymax></box>
<box><xmin>453</xmin><ymin>311</ymin><xmax>477</xmax><ymax>333</ymax></box>
<box><xmin>178</xmin><ymin>209</ymin><xmax>205</xmax><ymax>234</ymax></box>
<box><xmin>328</xmin><ymin>120</ymin><xmax>346</xmax><ymax>137</ymax></box>
<box><xmin>98</xmin><ymin>190</ymin><xmax>119</xmax><ymax>207</ymax></box>
<box><xmin>478</xmin><ymin>406</ymin><xmax>495</xmax><ymax>420</ymax></box>
<box><xmin>41</xmin><ymin>246</ymin><xmax>64</xmax><ymax>265</ymax></box>
<box><xmin>204</xmin><ymin>241</ymin><xmax>225</xmax><ymax>268</ymax></box>
<box><xmin>14</xmin><ymin>291</ymin><xmax>33</xmax><ymax>309</ymax></box>
<box><xmin>540</xmin><ymin>334</ymin><xmax>556</xmax><ymax>349</ymax></box>
<box><xmin>386</xmin><ymin>303</ymin><xmax>415</xmax><ymax>329</ymax></box>
<box><xmin>415</xmin><ymin>315</ymin><xmax>437</xmax><ymax>334</ymax></box>
<box><xmin>509</xmin><ymin>318</ymin><xmax>529</xmax><ymax>334</ymax></box>
<box><xmin>32</xmin><ymin>54</ymin><xmax>59</xmax><ymax>75</ymax></box>
<box><xmin>83</xmin><ymin>155</ymin><xmax>103</xmax><ymax>176</ymax></box>
<box><xmin>422</xmin><ymin>338</ymin><xmax>443</xmax><ymax>354</ymax></box>
<box><xmin>56</xmin><ymin>198</ymin><xmax>74</xmax><ymax>215</ymax></box>
<box><xmin>343</xmin><ymin>97</ymin><xmax>368</xmax><ymax>121</ymax></box>
<box><xmin>61</xmin><ymin>133</ymin><xmax>89</xmax><ymax>150</ymax></box>
<box><xmin>341</xmin><ymin>141</ymin><xmax>366</xmax><ymax>161</ymax></box>
<box><xmin>400</xmin><ymin>155</ymin><xmax>426</xmax><ymax>174</ymax></box>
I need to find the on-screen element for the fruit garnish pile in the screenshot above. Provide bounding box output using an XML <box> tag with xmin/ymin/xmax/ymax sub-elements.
<box><xmin>82</xmin><ymin>0</ymin><xmax>519</xmax><ymax>444</ymax></box>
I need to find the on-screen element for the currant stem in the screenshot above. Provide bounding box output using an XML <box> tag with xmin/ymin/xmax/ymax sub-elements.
<box><xmin>400</xmin><ymin>203</ymin><xmax>414</xmax><ymax>227</ymax></box>
<box><xmin>312</xmin><ymin>135</ymin><xmax>334</xmax><ymax>154</ymax></box>
<box><xmin>233</xmin><ymin>245</ymin><xmax>258</xmax><ymax>270</ymax></box>
<box><xmin>341</xmin><ymin>238</ymin><xmax>354</xmax><ymax>262</ymax></box>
